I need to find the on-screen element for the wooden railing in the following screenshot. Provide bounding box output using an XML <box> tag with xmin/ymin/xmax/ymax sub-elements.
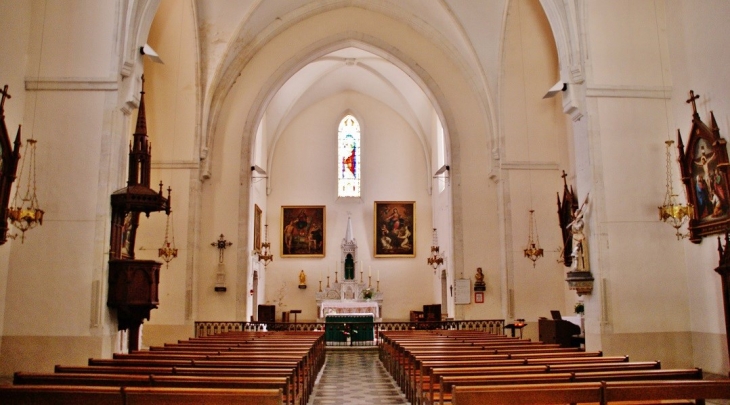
<box><xmin>195</xmin><ymin>320</ymin><xmax>505</xmax><ymax>344</ymax></box>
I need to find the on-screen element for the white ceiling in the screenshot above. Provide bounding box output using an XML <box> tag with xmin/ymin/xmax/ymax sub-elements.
<box><xmin>193</xmin><ymin>0</ymin><xmax>509</xmax><ymax>154</ymax></box>
<box><xmin>264</xmin><ymin>47</ymin><xmax>435</xmax><ymax>152</ymax></box>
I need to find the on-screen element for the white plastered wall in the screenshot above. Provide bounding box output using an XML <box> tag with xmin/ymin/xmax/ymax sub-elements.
<box><xmin>499</xmin><ymin>0</ymin><xmax>574</xmax><ymax>340</ymax></box>
<box><xmin>0</xmin><ymin>0</ymin><xmax>137</xmax><ymax>374</ymax></box>
<box><xmin>191</xmin><ymin>6</ymin><xmax>497</xmax><ymax>323</ymax></box>
<box><xmin>665</xmin><ymin>0</ymin><xmax>730</xmax><ymax>376</ymax></box>
<box><xmin>571</xmin><ymin>0</ymin><xmax>698</xmax><ymax>370</ymax></box>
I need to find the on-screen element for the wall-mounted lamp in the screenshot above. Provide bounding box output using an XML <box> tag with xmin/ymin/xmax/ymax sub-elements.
<box><xmin>434</xmin><ymin>165</ymin><xmax>450</xmax><ymax>176</ymax></box>
<box><xmin>543</xmin><ymin>81</ymin><xmax>567</xmax><ymax>99</ymax></box>
<box><xmin>140</xmin><ymin>44</ymin><xmax>164</xmax><ymax>64</ymax></box>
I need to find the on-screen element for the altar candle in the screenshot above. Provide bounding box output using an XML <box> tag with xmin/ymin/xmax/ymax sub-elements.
<box><xmin>377</xmin><ymin>267</ymin><xmax>380</xmax><ymax>281</ymax></box>
<box><xmin>369</xmin><ymin>266</ymin><xmax>371</xmax><ymax>277</ymax></box>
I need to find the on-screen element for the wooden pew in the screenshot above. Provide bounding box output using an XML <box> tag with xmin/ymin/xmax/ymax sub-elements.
<box><xmin>86</xmin><ymin>358</ymin><xmax>305</xmax><ymax>392</ymax></box>
<box><xmin>451</xmin><ymin>382</ymin><xmax>603</xmax><ymax>405</ymax></box>
<box><xmin>123</xmin><ymin>387</ymin><xmax>283</xmax><ymax>405</ymax></box>
<box><xmin>433</xmin><ymin>368</ymin><xmax>703</xmax><ymax>405</ymax></box>
<box><xmin>0</xmin><ymin>385</ymin><xmax>123</xmax><ymax>405</ymax></box>
<box><xmin>0</xmin><ymin>385</ymin><xmax>284</xmax><ymax>405</ymax></box>
<box><xmin>450</xmin><ymin>379</ymin><xmax>730</xmax><ymax>405</ymax></box>
<box><xmin>14</xmin><ymin>372</ymin><xmax>295</xmax><ymax>405</ymax></box>
<box><xmin>423</xmin><ymin>361</ymin><xmax>661</xmax><ymax>405</ymax></box>
<box><xmin>6</xmin><ymin>331</ymin><xmax>322</xmax><ymax>405</ymax></box>
<box><xmin>602</xmin><ymin>380</ymin><xmax>730</xmax><ymax>404</ymax></box>
<box><xmin>416</xmin><ymin>356</ymin><xmax>626</xmax><ymax>405</ymax></box>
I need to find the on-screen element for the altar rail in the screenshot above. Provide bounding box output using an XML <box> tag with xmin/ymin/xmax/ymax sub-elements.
<box><xmin>194</xmin><ymin>320</ymin><xmax>505</xmax><ymax>345</ymax></box>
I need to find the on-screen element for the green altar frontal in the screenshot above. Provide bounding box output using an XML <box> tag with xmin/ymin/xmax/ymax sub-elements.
<box><xmin>325</xmin><ymin>313</ymin><xmax>374</xmax><ymax>343</ymax></box>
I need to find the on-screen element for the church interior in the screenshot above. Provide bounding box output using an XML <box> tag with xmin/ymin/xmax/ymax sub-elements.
<box><xmin>1</xmin><ymin>0</ymin><xmax>730</xmax><ymax>399</ymax></box>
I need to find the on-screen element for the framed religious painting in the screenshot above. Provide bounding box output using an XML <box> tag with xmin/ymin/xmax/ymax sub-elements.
<box><xmin>253</xmin><ymin>204</ymin><xmax>262</xmax><ymax>253</ymax></box>
<box><xmin>374</xmin><ymin>201</ymin><xmax>415</xmax><ymax>257</ymax></box>
<box><xmin>281</xmin><ymin>205</ymin><xmax>325</xmax><ymax>257</ymax></box>
<box><xmin>678</xmin><ymin>90</ymin><xmax>730</xmax><ymax>243</ymax></box>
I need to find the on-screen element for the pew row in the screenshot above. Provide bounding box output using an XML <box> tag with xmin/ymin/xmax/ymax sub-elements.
<box><xmin>0</xmin><ymin>385</ymin><xmax>283</xmax><ymax>405</ymax></box>
<box><xmin>429</xmin><ymin>368</ymin><xmax>703</xmax><ymax>405</ymax></box>
<box><xmin>450</xmin><ymin>380</ymin><xmax>730</xmax><ymax>405</ymax></box>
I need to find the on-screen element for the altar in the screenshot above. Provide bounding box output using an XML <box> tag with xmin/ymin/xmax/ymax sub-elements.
<box><xmin>315</xmin><ymin>280</ymin><xmax>383</xmax><ymax>321</ymax></box>
<box><xmin>315</xmin><ymin>215</ymin><xmax>383</xmax><ymax>321</ymax></box>
<box><xmin>324</xmin><ymin>313</ymin><xmax>375</xmax><ymax>343</ymax></box>
<box><xmin>319</xmin><ymin>300</ymin><xmax>380</xmax><ymax>318</ymax></box>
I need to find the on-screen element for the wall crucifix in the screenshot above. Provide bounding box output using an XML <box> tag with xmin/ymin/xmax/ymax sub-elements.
<box><xmin>211</xmin><ymin>234</ymin><xmax>233</xmax><ymax>263</ymax></box>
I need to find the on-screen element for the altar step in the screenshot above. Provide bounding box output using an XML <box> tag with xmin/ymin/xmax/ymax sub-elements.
<box><xmin>308</xmin><ymin>347</ymin><xmax>409</xmax><ymax>405</ymax></box>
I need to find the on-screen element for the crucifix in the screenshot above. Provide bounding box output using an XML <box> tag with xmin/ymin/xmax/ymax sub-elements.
<box><xmin>211</xmin><ymin>234</ymin><xmax>233</xmax><ymax>264</ymax></box>
<box><xmin>0</xmin><ymin>85</ymin><xmax>11</xmax><ymax>112</ymax></box>
<box><xmin>686</xmin><ymin>90</ymin><xmax>700</xmax><ymax>116</ymax></box>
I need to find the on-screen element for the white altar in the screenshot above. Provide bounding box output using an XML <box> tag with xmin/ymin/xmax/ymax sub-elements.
<box><xmin>316</xmin><ymin>214</ymin><xmax>383</xmax><ymax>320</ymax></box>
<box><xmin>320</xmin><ymin>300</ymin><xmax>380</xmax><ymax>318</ymax></box>
<box><xmin>315</xmin><ymin>280</ymin><xmax>383</xmax><ymax>321</ymax></box>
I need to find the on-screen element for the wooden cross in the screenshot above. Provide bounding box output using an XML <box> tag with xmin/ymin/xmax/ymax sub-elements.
<box><xmin>686</xmin><ymin>90</ymin><xmax>700</xmax><ymax>115</ymax></box>
<box><xmin>561</xmin><ymin>170</ymin><xmax>568</xmax><ymax>186</ymax></box>
<box><xmin>0</xmin><ymin>85</ymin><xmax>11</xmax><ymax>111</ymax></box>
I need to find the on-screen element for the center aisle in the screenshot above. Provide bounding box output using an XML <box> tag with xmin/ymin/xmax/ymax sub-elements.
<box><xmin>307</xmin><ymin>347</ymin><xmax>409</xmax><ymax>405</ymax></box>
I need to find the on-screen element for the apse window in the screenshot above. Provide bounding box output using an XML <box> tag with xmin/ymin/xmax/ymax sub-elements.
<box><xmin>338</xmin><ymin>114</ymin><xmax>360</xmax><ymax>197</ymax></box>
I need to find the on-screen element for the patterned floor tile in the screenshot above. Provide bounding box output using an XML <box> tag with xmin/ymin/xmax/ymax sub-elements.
<box><xmin>308</xmin><ymin>347</ymin><xmax>409</xmax><ymax>405</ymax></box>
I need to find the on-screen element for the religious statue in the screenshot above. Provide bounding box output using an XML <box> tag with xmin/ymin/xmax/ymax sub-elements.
<box><xmin>568</xmin><ymin>194</ymin><xmax>590</xmax><ymax>271</ymax></box>
<box><xmin>344</xmin><ymin>255</ymin><xmax>355</xmax><ymax>280</ymax></box>
<box><xmin>474</xmin><ymin>267</ymin><xmax>486</xmax><ymax>291</ymax></box>
<box><xmin>298</xmin><ymin>270</ymin><xmax>307</xmax><ymax>289</ymax></box>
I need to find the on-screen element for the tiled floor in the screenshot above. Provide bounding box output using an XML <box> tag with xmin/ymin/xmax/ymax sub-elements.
<box><xmin>308</xmin><ymin>347</ymin><xmax>409</xmax><ymax>405</ymax></box>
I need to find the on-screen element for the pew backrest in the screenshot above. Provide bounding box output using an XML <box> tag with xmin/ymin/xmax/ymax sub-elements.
<box><xmin>451</xmin><ymin>382</ymin><xmax>602</xmax><ymax>405</ymax></box>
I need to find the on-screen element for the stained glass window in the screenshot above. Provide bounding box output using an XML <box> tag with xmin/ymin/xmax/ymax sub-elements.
<box><xmin>338</xmin><ymin>115</ymin><xmax>360</xmax><ymax>197</ymax></box>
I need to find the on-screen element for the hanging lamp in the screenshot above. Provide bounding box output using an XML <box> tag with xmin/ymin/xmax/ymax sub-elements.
<box><xmin>8</xmin><ymin>139</ymin><xmax>44</xmax><ymax>242</ymax></box>
<box><xmin>524</xmin><ymin>209</ymin><xmax>543</xmax><ymax>267</ymax></box>
<box><xmin>658</xmin><ymin>140</ymin><xmax>693</xmax><ymax>239</ymax></box>
<box><xmin>259</xmin><ymin>224</ymin><xmax>273</xmax><ymax>266</ymax></box>
<box><xmin>158</xmin><ymin>207</ymin><xmax>178</xmax><ymax>267</ymax></box>
<box><xmin>427</xmin><ymin>228</ymin><xmax>444</xmax><ymax>272</ymax></box>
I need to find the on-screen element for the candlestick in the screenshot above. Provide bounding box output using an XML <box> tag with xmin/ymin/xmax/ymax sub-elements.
<box><xmin>327</xmin><ymin>276</ymin><xmax>330</xmax><ymax>288</ymax></box>
<box><xmin>319</xmin><ymin>280</ymin><xmax>322</xmax><ymax>292</ymax></box>
<box><xmin>368</xmin><ymin>275</ymin><xmax>371</xmax><ymax>288</ymax></box>
<box><xmin>335</xmin><ymin>271</ymin><xmax>338</xmax><ymax>283</ymax></box>
<box><xmin>360</xmin><ymin>270</ymin><xmax>363</xmax><ymax>283</ymax></box>
<box><xmin>376</xmin><ymin>280</ymin><xmax>380</xmax><ymax>292</ymax></box>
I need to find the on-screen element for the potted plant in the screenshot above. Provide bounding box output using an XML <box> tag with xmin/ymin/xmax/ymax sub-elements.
<box><xmin>361</xmin><ymin>288</ymin><xmax>374</xmax><ymax>300</ymax></box>
<box><xmin>574</xmin><ymin>302</ymin><xmax>585</xmax><ymax>316</ymax></box>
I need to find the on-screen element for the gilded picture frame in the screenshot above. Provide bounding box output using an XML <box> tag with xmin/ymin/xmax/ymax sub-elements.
<box><xmin>253</xmin><ymin>204</ymin><xmax>262</xmax><ymax>253</ymax></box>
<box><xmin>281</xmin><ymin>205</ymin><xmax>325</xmax><ymax>257</ymax></box>
<box><xmin>677</xmin><ymin>92</ymin><xmax>730</xmax><ymax>243</ymax></box>
<box><xmin>374</xmin><ymin>201</ymin><xmax>415</xmax><ymax>257</ymax></box>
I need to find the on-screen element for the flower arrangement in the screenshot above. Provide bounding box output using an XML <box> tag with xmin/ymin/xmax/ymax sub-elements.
<box><xmin>342</xmin><ymin>323</ymin><xmax>357</xmax><ymax>338</ymax></box>
<box><xmin>574</xmin><ymin>302</ymin><xmax>585</xmax><ymax>315</ymax></box>
<box><xmin>361</xmin><ymin>288</ymin><xmax>374</xmax><ymax>300</ymax></box>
